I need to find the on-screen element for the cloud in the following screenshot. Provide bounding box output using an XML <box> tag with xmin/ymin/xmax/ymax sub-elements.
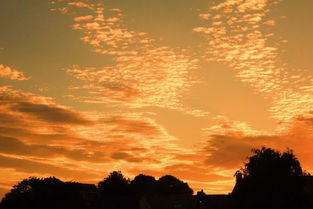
<box><xmin>110</xmin><ymin>113</ymin><xmax>313</xmax><ymax>193</ymax></box>
<box><xmin>0</xmin><ymin>86</ymin><xmax>211</xmax><ymax>193</ymax></box>
<box><xmin>11</xmin><ymin>102</ymin><xmax>92</xmax><ymax>125</ymax></box>
<box><xmin>66</xmin><ymin>49</ymin><xmax>198</xmax><ymax>110</ymax></box>
<box><xmin>194</xmin><ymin>0</ymin><xmax>283</xmax><ymax>96</ymax></box>
<box><xmin>296</xmin><ymin>111</ymin><xmax>313</xmax><ymax>125</ymax></box>
<box><xmin>64</xmin><ymin>2</ymin><xmax>148</xmax><ymax>56</ymax></box>
<box><xmin>270</xmin><ymin>90</ymin><xmax>313</xmax><ymax>126</ymax></box>
<box><xmin>74</xmin><ymin>15</ymin><xmax>93</xmax><ymax>22</ymax></box>
<box><xmin>201</xmin><ymin>115</ymin><xmax>313</xmax><ymax>171</ymax></box>
<box><xmin>52</xmin><ymin>0</ymin><xmax>204</xmax><ymax>116</ymax></box>
<box><xmin>203</xmin><ymin>134</ymin><xmax>273</xmax><ymax>169</ymax></box>
<box><xmin>0</xmin><ymin>64</ymin><xmax>29</xmax><ymax>80</ymax></box>
<box><xmin>3</xmin><ymin>0</ymin><xmax>309</xmax><ymax>197</ymax></box>
<box><xmin>193</xmin><ymin>0</ymin><xmax>313</xmax><ymax>127</ymax></box>
<box><xmin>0</xmin><ymin>136</ymin><xmax>109</xmax><ymax>163</ymax></box>
<box><xmin>0</xmin><ymin>154</ymin><xmax>100</xmax><ymax>179</ymax></box>
<box><xmin>67</xmin><ymin>1</ymin><xmax>93</xmax><ymax>9</ymax></box>
<box><xmin>1</xmin><ymin>84</ymin><xmax>310</xmax><ymax>195</ymax></box>
<box><xmin>200</xmin><ymin>116</ymin><xmax>273</xmax><ymax>169</ymax></box>
<box><xmin>0</xmin><ymin>86</ymin><xmax>93</xmax><ymax>125</ymax></box>
<box><xmin>111</xmin><ymin>152</ymin><xmax>143</xmax><ymax>163</ymax></box>
<box><xmin>99</xmin><ymin>115</ymin><xmax>161</xmax><ymax>136</ymax></box>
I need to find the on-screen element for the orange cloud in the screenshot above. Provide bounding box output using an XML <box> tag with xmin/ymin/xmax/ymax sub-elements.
<box><xmin>73</xmin><ymin>15</ymin><xmax>93</xmax><ymax>22</ymax></box>
<box><xmin>0</xmin><ymin>136</ymin><xmax>111</xmax><ymax>163</ymax></box>
<box><xmin>51</xmin><ymin>1</ymin><xmax>206</xmax><ymax>116</ymax></box>
<box><xmin>201</xmin><ymin>115</ymin><xmax>313</xmax><ymax>173</ymax></box>
<box><xmin>11</xmin><ymin>102</ymin><xmax>92</xmax><ymax>125</ymax></box>
<box><xmin>67</xmin><ymin>1</ymin><xmax>93</xmax><ymax>9</ymax></box>
<box><xmin>0</xmin><ymin>154</ymin><xmax>101</xmax><ymax>179</ymax></box>
<box><xmin>0</xmin><ymin>64</ymin><xmax>29</xmax><ymax>80</ymax></box>
<box><xmin>0</xmin><ymin>86</ymin><xmax>216</xmax><ymax>194</ymax></box>
<box><xmin>193</xmin><ymin>0</ymin><xmax>313</xmax><ymax>129</ymax></box>
<box><xmin>66</xmin><ymin>48</ymin><xmax>198</xmax><ymax>110</ymax></box>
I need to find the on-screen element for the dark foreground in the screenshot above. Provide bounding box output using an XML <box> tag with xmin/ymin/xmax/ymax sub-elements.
<box><xmin>2</xmin><ymin>147</ymin><xmax>313</xmax><ymax>209</ymax></box>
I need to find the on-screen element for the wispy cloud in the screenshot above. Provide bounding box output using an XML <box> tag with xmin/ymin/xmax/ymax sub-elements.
<box><xmin>66</xmin><ymin>50</ymin><xmax>198</xmax><ymax>109</ymax></box>
<box><xmin>52</xmin><ymin>0</ymin><xmax>203</xmax><ymax>115</ymax></box>
<box><xmin>193</xmin><ymin>0</ymin><xmax>313</xmax><ymax>127</ymax></box>
<box><xmin>0</xmin><ymin>64</ymin><xmax>29</xmax><ymax>80</ymax></box>
<box><xmin>193</xmin><ymin>0</ymin><xmax>284</xmax><ymax>96</ymax></box>
<box><xmin>0</xmin><ymin>154</ymin><xmax>100</xmax><ymax>179</ymax></box>
<box><xmin>0</xmin><ymin>86</ymin><xmax>92</xmax><ymax>127</ymax></box>
<box><xmin>0</xmin><ymin>136</ymin><xmax>109</xmax><ymax>163</ymax></box>
<box><xmin>11</xmin><ymin>102</ymin><xmax>92</xmax><ymax>125</ymax></box>
<box><xmin>0</xmin><ymin>86</ymin><xmax>211</xmax><ymax>192</ymax></box>
<box><xmin>202</xmin><ymin>114</ymin><xmax>313</xmax><ymax>172</ymax></box>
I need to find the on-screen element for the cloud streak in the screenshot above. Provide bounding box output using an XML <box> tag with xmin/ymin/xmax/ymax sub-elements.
<box><xmin>0</xmin><ymin>86</ymin><xmax>214</xmax><ymax>194</ymax></box>
<box><xmin>0</xmin><ymin>154</ymin><xmax>100</xmax><ymax>179</ymax></box>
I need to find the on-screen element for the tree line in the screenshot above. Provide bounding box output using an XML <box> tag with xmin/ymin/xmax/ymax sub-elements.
<box><xmin>0</xmin><ymin>171</ymin><xmax>193</xmax><ymax>209</ymax></box>
<box><xmin>1</xmin><ymin>147</ymin><xmax>312</xmax><ymax>209</ymax></box>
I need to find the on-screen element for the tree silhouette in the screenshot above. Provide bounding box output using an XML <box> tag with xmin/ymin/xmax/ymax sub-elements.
<box><xmin>238</xmin><ymin>147</ymin><xmax>303</xmax><ymax>179</ymax></box>
<box><xmin>97</xmin><ymin>172</ymin><xmax>193</xmax><ymax>197</ymax></box>
<box><xmin>97</xmin><ymin>171</ymin><xmax>130</xmax><ymax>196</ymax></box>
<box><xmin>130</xmin><ymin>174</ymin><xmax>157</xmax><ymax>195</ymax></box>
<box><xmin>0</xmin><ymin>177</ymin><xmax>99</xmax><ymax>209</ymax></box>
<box><xmin>157</xmin><ymin>175</ymin><xmax>193</xmax><ymax>195</ymax></box>
<box><xmin>232</xmin><ymin>147</ymin><xmax>306</xmax><ymax>209</ymax></box>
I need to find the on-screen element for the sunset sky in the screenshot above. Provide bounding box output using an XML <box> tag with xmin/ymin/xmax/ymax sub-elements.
<box><xmin>0</xmin><ymin>0</ymin><xmax>313</xmax><ymax>198</ymax></box>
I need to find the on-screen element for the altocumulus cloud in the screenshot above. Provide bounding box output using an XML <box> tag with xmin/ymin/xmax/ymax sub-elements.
<box><xmin>0</xmin><ymin>64</ymin><xmax>29</xmax><ymax>81</ymax></box>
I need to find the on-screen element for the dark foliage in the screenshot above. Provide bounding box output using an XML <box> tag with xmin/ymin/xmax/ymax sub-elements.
<box><xmin>232</xmin><ymin>147</ymin><xmax>306</xmax><ymax>209</ymax></box>
<box><xmin>97</xmin><ymin>171</ymin><xmax>130</xmax><ymax>196</ymax></box>
<box><xmin>0</xmin><ymin>170</ymin><xmax>195</xmax><ymax>209</ymax></box>
<box><xmin>0</xmin><ymin>177</ymin><xmax>100</xmax><ymax>209</ymax></box>
<box><xmin>1</xmin><ymin>147</ymin><xmax>312</xmax><ymax>209</ymax></box>
<box><xmin>97</xmin><ymin>171</ymin><xmax>193</xmax><ymax>197</ymax></box>
<box><xmin>130</xmin><ymin>174</ymin><xmax>157</xmax><ymax>195</ymax></box>
<box><xmin>157</xmin><ymin>175</ymin><xmax>193</xmax><ymax>195</ymax></box>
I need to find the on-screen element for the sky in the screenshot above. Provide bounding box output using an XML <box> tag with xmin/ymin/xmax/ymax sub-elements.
<box><xmin>0</xmin><ymin>0</ymin><xmax>312</xmax><ymax>197</ymax></box>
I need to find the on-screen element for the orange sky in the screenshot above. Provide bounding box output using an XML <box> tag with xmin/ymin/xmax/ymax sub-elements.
<box><xmin>0</xmin><ymin>0</ymin><xmax>312</xmax><ymax>198</ymax></box>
